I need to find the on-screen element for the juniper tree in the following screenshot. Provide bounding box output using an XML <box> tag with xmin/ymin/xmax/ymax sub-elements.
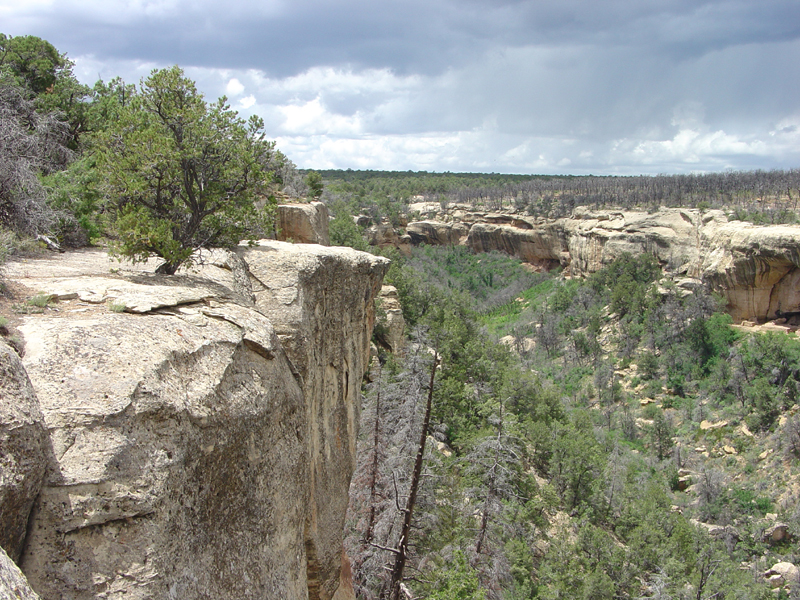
<box><xmin>95</xmin><ymin>66</ymin><xmax>276</xmax><ymax>274</ymax></box>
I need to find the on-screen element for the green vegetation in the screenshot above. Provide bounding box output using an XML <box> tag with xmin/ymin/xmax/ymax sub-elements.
<box><xmin>0</xmin><ymin>34</ymin><xmax>306</xmax><ymax>272</ymax></box>
<box><xmin>107</xmin><ymin>301</ymin><xmax>126</xmax><ymax>313</ymax></box>
<box><xmin>94</xmin><ymin>66</ymin><xmax>276</xmax><ymax>273</ymax></box>
<box><xmin>346</xmin><ymin>248</ymin><xmax>799</xmax><ymax>600</ymax></box>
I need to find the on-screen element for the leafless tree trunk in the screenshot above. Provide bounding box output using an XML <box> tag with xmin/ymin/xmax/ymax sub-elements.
<box><xmin>383</xmin><ymin>351</ymin><xmax>439</xmax><ymax>600</ymax></box>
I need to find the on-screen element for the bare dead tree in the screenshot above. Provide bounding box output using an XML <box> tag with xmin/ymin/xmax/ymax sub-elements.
<box><xmin>345</xmin><ymin>343</ymin><xmax>432</xmax><ymax>600</ymax></box>
<box><xmin>382</xmin><ymin>350</ymin><xmax>439</xmax><ymax>600</ymax></box>
<box><xmin>0</xmin><ymin>79</ymin><xmax>71</xmax><ymax>235</ymax></box>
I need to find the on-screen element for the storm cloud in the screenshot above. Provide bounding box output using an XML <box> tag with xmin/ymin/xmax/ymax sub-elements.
<box><xmin>3</xmin><ymin>0</ymin><xmax>799</xmax><ymax>174</ymax></box>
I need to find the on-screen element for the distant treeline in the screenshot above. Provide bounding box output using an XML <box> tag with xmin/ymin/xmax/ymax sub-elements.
<box><xmin>318</xmin><ymin>168</ymin><xmax>800</xmax><ymax>224</ymax></box>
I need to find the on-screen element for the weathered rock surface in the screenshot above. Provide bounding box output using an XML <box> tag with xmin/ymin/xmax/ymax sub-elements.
<box><xmin>277</xmin><ymin>201</ymin><xmax>331</xmax><ymax>245</ymax></box>
<box><xmin>236</xmin><ymin>241</ymin><xmax>388</xmax><ymax>600</ymax></box>
<box><xmin>0</xmin><ymin>545</ymin><xmax>40</xmax><ymax>599</ymax></box>
<box><xmin>406</xmin><ymin>221</ymin><xmax>469</xmax><ymax>246</ymax></box>
<box><xmin>378</xmin><ymin>207</ymin><xmax>800</xmax><ymax>322</ymax></box>
<box><xmin>0</xmin><ymin>342</ymin><xmax>47</xmax><ymax>563</ymax></box>
<box><xmin>762</xmin><ymin>522</ymin><xmax>791</xmax><ymax>545</ymax></box>
<box><xmin>375</xmin><ymin>286</ymin><xmax>405</xmax><ymax>355</ymax></box>
<box><xmin>4</xmin><ymin>244</ymin><xmax>388</xmax><ymax>600</ymax></box>
<box><xmin>365</xmin><ymin>223</ymin><xmax>411</xmax><ymax>255</ymax></box>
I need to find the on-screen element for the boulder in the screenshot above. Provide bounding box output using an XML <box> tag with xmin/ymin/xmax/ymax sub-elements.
<box><xmin>689</xmin><ymin>519</ymin><xmax>740</xmax><ymax>544</ymax></box>
<box><xmin>764</xmin><ymin>562</ymin><xmax>800</xmax><ymax>587</ymax></box>
<box><xmin>7</xmin><ymin>244</ymin><xmax>388</xmax><ymax>600</ymax></box>
<box><xmin>277</xmin><ymin>202</ymin><xmax>331</xmax><ymax>246</ymax></box>
<box><xmin>365</xmin><ymin>224</ymin><xmax>404</xmax><ymax>250</ymax></box>
<box><xmin>0</xmin><ymin>341</ymin><xmax>47</xmax><ymax>563</ymax></box>
<box><xmin>763</xmin><ymin>523</ymin><xmax>791</xmax><ymax>545</ymax></box>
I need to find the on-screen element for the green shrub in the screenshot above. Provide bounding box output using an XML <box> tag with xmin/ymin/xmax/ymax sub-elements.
<box><xmin>27</xmin><ymin>293</ymin><xmax>52</xmax><ymax>308</ymax></box>
<box><xmin>107</xmin><ymin>301</ymin><xmax>126</xmax><ymax>313</ymax></box>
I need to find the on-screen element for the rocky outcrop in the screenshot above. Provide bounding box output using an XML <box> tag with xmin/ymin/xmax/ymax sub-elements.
<box><xmin>365</xmin><ymin>223</ymin><xmax>412</xmax><ymax>255</ymax></box>
<box><xmin>696</xmin><ymin>219</ymin><xmax>800</xmax><ymax>322</ymax></box>
<box><xmin>3</xmin><ymin>244</ymin><xmax>388</xmax><ymax>600</ymax></box>
<box><xmin>378</xmin><ymin>206</ymin><xmax>800</xmax><ymax>322</ymax></box>
<box><xmin>0</xmin><ymin>342</ymin><xmax>47</xmax><ymax>563</ymax></box>
<box><xmin>234</xmin><ymin>241</ymin><xmax>386</xmax><ymax>600</ymax></box>
<box><xmin>466</xmin><ymin>220</ymin><xmax>567</xmax><ymax>270</ymax></box>
<box><xmin>406</xmin><ymin>221</ymin><xmax>468</xmax><ymax>246</ymax></box>
<box><xmin>277</xmin><ymin>201</ymin><xmax>331</xmax><ymax>245</ymax></box>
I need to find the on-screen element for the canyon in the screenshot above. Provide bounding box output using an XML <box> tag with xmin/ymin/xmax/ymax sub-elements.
<box><xmin>4</xmin><ymin>201</ymin><xmax>800</xmax><ymax>598</ymax></box>
<box><xmin>369</xmin><ymin>204</ymin><xmax>800</xmax><ymax>323</ymax></box>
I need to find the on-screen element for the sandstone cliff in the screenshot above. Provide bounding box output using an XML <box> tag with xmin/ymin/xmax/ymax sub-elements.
<box><xmin>375</xmin><ymin>206</ymin><xmax>800</xmax><ymax>323</ymax></box>
<box><xmin>1</xmin><ymin>242</ymin><xmax>388</xmax><ymax>600</ymax></box>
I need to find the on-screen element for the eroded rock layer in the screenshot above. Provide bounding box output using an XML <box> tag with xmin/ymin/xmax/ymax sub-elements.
<box><xmin>380</xmin><ymin>206</ymin><xmax>800</xmax><ymax>322</ymax></box>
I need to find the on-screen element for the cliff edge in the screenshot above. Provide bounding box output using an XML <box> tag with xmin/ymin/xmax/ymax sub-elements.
<box><xmin>1</xmin><ymin>242</ymin><xmax>388</xmax><ymax>600</ymax></box>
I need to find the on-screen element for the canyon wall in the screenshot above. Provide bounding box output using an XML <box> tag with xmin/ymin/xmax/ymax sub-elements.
<box><xmin>377</xmin><ymin>205</ymin><xmax>800</xmax><ymax>323</ymax></box>
<box><xmin>1</xmin><ymin>242</ymin><xmax>388</xmax><ymax>600</ymax></box>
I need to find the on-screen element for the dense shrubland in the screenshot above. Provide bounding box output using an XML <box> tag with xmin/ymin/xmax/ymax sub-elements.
<box><xmin>345</xmin><ymin>243</ymin><xmax>800</xmax><ymax>600</ymax></box>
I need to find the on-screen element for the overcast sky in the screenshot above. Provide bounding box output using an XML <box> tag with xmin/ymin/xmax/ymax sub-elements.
<box><xmin>3</xmin><ymin>0</ymin><xmax>799</xmax><ymax>175</ymax></box>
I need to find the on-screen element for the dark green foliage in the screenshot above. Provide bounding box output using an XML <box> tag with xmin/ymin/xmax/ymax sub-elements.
<box><xmin>549</xmin><ymin>412</ymin><xmax>604</xmax><ymax>511</ymax></box>
<box><xmin>0</xmin><ymin>34</ymin><xmax>91</xmax><ymax>148</ymax></box>
<box><xmin>427</xmin><ymin>551</ymin><xmax>486</xmax><ymax>600</ymax></box>
<box><xmin>651</xmin><ymin>410</ymin><xmax>674</xmax><ymax>461</ymax></box>
<box><xmin>588</xmin><ymin>252</ymin><xmax>661</xmax><ymax>317</ymax></box>
<box><xmin>0</xmin><ymin>34</ymin><xmax>64</xmax><ymax>94</ymax></box>
<box><xmin>638</xmin><ymin>351</ymin><xmax>659</xmax><ymax>380</ymax></box>
<box><xmin>304</xmin><ymin>170</ymin><xmax>324</xmax><ymax>199</ymax></box>
<box><xmin>42</xmin><ymin>154</ymin><xmax>104</xmax><ymax>243</ymax></box>
<box><xmin>94</xmin><ymin>66</ymin><xmax>276</xmax><ymax>273</ymax></box>
<box><xmin>328</xmin><ymin>198</ymin><xmax>371</xmax><ymax>251</ymax></box>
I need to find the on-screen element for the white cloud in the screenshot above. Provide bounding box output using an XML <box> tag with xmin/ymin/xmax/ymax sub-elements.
<box><xmin>238</xmin><ymin>95</ymin><xmax>256</xmax><ymax>109</ymax></box>
<box><xmin>226</xmin><ymin>78</ymin><xmax>245</xmax><ymax>96</ymax></box>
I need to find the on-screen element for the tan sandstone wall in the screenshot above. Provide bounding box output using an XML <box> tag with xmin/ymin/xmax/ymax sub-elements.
<box><xmin>1</xmin><ymin>243</ymin><xmax>387</xmax><ymax>600</ymax></box>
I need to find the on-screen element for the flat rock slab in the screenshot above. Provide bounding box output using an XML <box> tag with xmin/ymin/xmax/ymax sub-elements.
<box><xmin>37</xmin><ymin>275</ymin><xmax>225</xmax><ymax>313</ymax></box>
<box><xmin>4</xmin><ymin>249</ymin><xmax>160</xmax><ymax>280</ymax></box>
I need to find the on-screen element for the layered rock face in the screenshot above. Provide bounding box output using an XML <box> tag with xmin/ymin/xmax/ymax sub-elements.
<box><xmin>696</xmin><ymin>219</ymin><xmax>800</xmax><ymax>323</ymax></box>
<box><xmin>3</xmin><ymin>243</ymin><xmax>388</xmax><ymax>600</ymax></box>
<box><xmin>375</xmin><ymin>286</ymin><xmax>405</xmax><ymax>355</ymax></box>
<box><xmin>387</xmin><ymin>206</ymin><xmax>800</xmax><ymax>322</ymax></box>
